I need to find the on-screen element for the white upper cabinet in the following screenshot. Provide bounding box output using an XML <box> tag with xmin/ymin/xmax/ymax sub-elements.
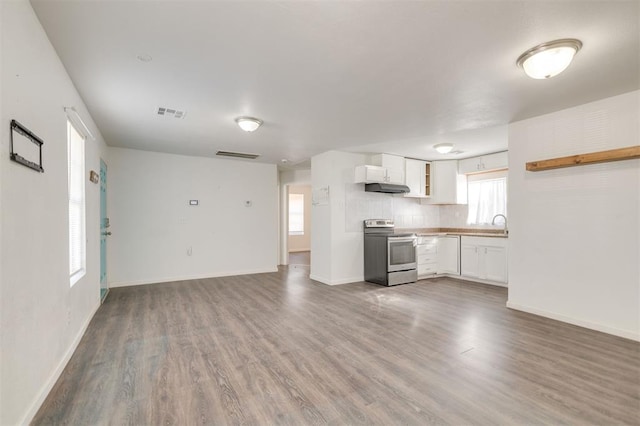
<box><xmin>354</xmin><ymin>165</ymin><xmax>388</xmax><ymax>183</ymax></box>
<box><xmin>404</xmin><ymin>158</ymin><xmax>428</xmax><ymax>198</ymax></box>
<box><xmin>481</xmin><ymin>151</ymin><xmax>508</xmax><ymax>171</ymax></box>
<box><xmin>385</xmin><ymin>167</ymin><xmax>405</xmax><ymax>185</ymax></box>
<box><xmin>424</xmin><ymin>160</ymin><xmax>467</xmax><ymax>204</ymax></box>
<box><xmin>458</xmin><ymin>151</ymin><xmax>508</xmax><ymax>174</ymax></box>
<box><xmin>371</xmin><ymin>154</ymin><xmax>405</xmax><ymax>184</ymax></box>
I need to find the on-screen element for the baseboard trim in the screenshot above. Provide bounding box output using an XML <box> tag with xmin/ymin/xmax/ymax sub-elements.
<box><xmin>309</xmin><ymin>274</ymin><xmax>329</xmax><ymax>284</ymax></box>
<box><xmin>450</xmin><ymin>274</ymin><xmax>508</xmax><ymax>287</ymax></box>
<box><xmin>421</xmin><ymin>274</ymin><xmax>508</xmax><ymax>288</ymax></box>
<box><xmin>506</xmin><ymin>301</ymin><xmax>640</xmax><ymax>342</ymax></box>
<box><xmin>109</xmin><ymin>267</ymin><xmax>279</xmax><ymax>288</ymax></box>
<box><xmin>309</xmin><ymin>274</ymin><xmax>362</xmax><ymax>286</ymax></box>
<box><xmin>21</xmin><ymin>300</ymin><xmax>101</xmax><ymax>425</ymax></box>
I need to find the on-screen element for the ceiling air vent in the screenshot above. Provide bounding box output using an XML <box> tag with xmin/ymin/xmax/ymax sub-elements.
<box><xmin>157</xmin><ymin>107</ymin><xmax>186</xmax><ymax>119</ymax></box>
<box><xmin>216</xmin><ymin>151</ymin><xmax>260</xmax><ymax>160</ymax></box>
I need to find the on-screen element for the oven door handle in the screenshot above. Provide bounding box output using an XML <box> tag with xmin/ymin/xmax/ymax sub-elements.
<box><xmin>387</xmin><ymin>237</ymin><xmax>417</xmax><ymax>244</ymax></box>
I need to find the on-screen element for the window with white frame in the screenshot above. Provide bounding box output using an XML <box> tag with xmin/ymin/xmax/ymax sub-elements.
<box><xmin>466</xmin><ymin>170</ymin><xmax>507</xmax><ymax>225</ymax></box>
<box><xmin>288</xmin><ymin>193</ymin><xmax>304</xmax><ymax>235</ymax></box>
<box><xmin>68</xmin><ymin>120</ymin><xmax>86</xmax><ymax>286</ymax></box>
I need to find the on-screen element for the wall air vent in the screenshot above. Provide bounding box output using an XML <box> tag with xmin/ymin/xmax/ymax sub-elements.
<box><xmin>216</xmin><ymin>151</ymin><xmax>260</xmax><ymax>160</ymax></box>
<box><xmin>156</xmin><ymin>107</ymin><xmax>186</xmax><ymax>119</ymax></box>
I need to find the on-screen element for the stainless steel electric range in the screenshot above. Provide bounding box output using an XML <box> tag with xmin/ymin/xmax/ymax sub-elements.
<box><xmin>363</xmin><ymin>219</ymin><xmax>418</xmax><ymax>286</ymax></box>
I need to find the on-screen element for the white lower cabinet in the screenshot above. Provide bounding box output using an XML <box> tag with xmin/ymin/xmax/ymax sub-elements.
<box><xmin>417</xmin><ymin>235</ymin><xmax>460</xmax><ymax>278</ymax></box>
<box><xmin>484</xmin><ymin>246</ymin><xmax>508</xmax><ymax>282</ymax></box>
<box><xmin>417</xmin><ymin>236</ymin><xmax>438</xmax><ymax>278</ymax></box>
<box><xmin>460</xmin><ymin>236</ymin><xmax>508</xmax><ymax>285</ymax></box>
<box><xmin>460</xmin><ymin>243</ymin><xmax>480</xmax><ymax>277</ymax></box>
<box><xmin>437</xmin><ymin>236</ymin><xmax>460</xmax><ymax>275</ymax></box>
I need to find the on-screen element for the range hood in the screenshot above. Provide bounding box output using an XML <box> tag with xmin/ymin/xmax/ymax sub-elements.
<box><xmin>365</xmin><ymin>183</ymin><xmax>411</xmax><ymax>194</ymax></box>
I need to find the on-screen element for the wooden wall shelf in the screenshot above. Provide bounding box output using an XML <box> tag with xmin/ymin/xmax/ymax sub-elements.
<box><xmin>526</xmin><ymin>146</ymin><xmax>640</xmax><ymax>172</ymax></box>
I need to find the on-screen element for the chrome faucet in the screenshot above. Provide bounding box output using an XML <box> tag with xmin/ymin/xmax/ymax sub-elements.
<box><xmin>492</xmin><ymin>214</ymin><xmax>508</xmax><ymax>235</ymax></box>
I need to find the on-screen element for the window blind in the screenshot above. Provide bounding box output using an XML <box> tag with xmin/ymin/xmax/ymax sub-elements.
<box><xmin>68</xmin><ymin>121</ymin><xmax>86</xmax><ymax>285</ymax></box>
<box><xmin>467</xmin><ymin>171</ymin><xmax>507</xmax><ymax>225</ymax></box>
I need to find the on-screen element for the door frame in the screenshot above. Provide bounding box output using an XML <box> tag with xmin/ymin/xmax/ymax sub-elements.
<box><xmin>278</xmin><ymin>170</ymin><xmax>312</xmax><ymax>266</ymax></box>
<box><xmin>99</xmin><ymin>158</ymin><xmax>108</xmax><ymax>302</ymax></box>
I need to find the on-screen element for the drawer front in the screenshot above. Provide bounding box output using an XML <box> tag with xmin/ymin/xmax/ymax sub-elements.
<box><xmin>417</xmin><ymin>244</ymin><xmax>437</xmax><ymax>255</ymax></box>
<box><xmin>418</xmin><ymin>263</ymin><xmax>437</xmax><ymax>276</ymax></box>
<box><xmin>418</xmin><ymin>253</ymin><xmax>437</xmax><ymax>265</ymax></box>
<box><xmin>417</xmin><ymin>236</ymin><xmax>437</xmax><ymax>245</ymax></box>
<box><xmin>461</xmin><ymin>235</ymin><xmax>507</xmax><ymax>248</ymax></box>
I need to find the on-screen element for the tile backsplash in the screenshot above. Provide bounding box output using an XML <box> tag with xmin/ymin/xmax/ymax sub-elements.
<box><xmin>438</xmin><ymin>204</ymin><xmax>469</xmax><ymax>228</ymax></box>
<box><xmin>344</xmin><ymin>184</ymin><xmax>502</xmax><ymax>231</ymax></box>
<box><xmin>344</xmin><ymin>184</ymin><xmax>439</xmax><ymax>232</ymax></box>
<box><xmin>439</xmin><ymin>204</ymin><xmax>502</xmax><ymax>229</ymax></box>
<box><xmin>393</xmin><ymin>197</ymin><xmax>439</xmax><ymax>229</ymax></box>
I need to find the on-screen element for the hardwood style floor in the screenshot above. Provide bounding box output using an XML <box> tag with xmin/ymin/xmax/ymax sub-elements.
<box><xmin>289</xmin><ymin>250</ymin><xmax>310</xmax><ymax>266</ymax></box>
<box><xmin>33</xmin><ymin>267</ymin><xmax>639</xmax><ymax>425</ymax></box>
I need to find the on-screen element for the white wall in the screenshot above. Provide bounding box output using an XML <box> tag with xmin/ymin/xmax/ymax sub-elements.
<box><xmin>508</xmin><ymin>90</ymin><xmax>640</xmax><ymax>341</ymax></box>
<box><xmin>287</xmin><ymin>185</ymin><xmax>311</xmax><ymax>252</ymax></box>
<box><xmin>280</xmin><ymin>169</ymin><xmax>311</xmax><ymax>186</ymax></box>
<box><xmin>311</xmin><ymin>151</ymin><xmax>367</xmax><ymax>284</ymax></box>
<box><xmin>108</xmin><ymin>147</ymin><xmax>278</xmax><ymax>286</ymax></box>
<box><xmin>0</xmin><ymin>1</ymin><xmax>109</xmax><ymax>424</ymax></box>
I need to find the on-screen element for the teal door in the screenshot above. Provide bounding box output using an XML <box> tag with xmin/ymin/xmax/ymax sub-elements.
<box><xmin>100</xmin><ymin>159</ymin><xmax>109</xmax><ymax>302</ymax></box>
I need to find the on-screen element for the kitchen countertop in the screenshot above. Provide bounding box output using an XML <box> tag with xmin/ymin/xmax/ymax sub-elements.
<box><xmin>400</xmin><ymin>227</ymin><xmax>509</xmax><ymax>238</ymax></box>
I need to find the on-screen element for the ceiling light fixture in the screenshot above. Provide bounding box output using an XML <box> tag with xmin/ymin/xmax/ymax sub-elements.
<box><xmin>434</xmin><ymin>143</ymin><xmax>454</xmax><ymax>154</ymax></box>
<box><xmin>235</xmin><ymin>116</ymin><xmax>263</xmax><ymax>132</ymax></box>
<box><xmin>516</xmin><ymin>38</ymin><xmax>582</xmax><ymax>79</ymax></box>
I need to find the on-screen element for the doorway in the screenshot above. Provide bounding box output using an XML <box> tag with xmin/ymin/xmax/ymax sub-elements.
<box><xmin>99</xmin><ymin>158</ymin><xmax>109</xmax><ymax>302</ymax></box>
<box><xmin>286</xmin><ymin>185</ymin><xmax>311</xmax><ymax>266</ymax></box>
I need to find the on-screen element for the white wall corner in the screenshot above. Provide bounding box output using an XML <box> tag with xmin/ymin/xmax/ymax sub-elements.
<box><xmin>20</xmin><ymin>301</ymin><xmax>101</xmax><ymax>425</ymax></box>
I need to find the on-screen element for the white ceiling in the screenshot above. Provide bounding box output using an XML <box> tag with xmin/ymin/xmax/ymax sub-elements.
<box><xmin>31</xmin><ymin>1</ymin><xmax>639</xmax><ymax>167</ymax></box>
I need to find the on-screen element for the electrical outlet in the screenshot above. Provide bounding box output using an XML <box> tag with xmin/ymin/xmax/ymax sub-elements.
<box><xmin>187</xmin><ymin>246</ymin><xmax>192</xmax><ymax>256</ymax></box>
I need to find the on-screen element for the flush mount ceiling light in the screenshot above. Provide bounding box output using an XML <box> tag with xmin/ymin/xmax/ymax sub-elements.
<box><xmin>434</xmin><ymin>143</ymin><xmax>454</xmax><ymax>154</ymax></box>
<box><xmin>235</xmin><ymin>116</ymin><xmax>263</xmax><ymax>132</ymax></box>
<box><xmin>516</xmin><ymin>38</ymin><xmax>582</xmax><ymax>79</ymax></box>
